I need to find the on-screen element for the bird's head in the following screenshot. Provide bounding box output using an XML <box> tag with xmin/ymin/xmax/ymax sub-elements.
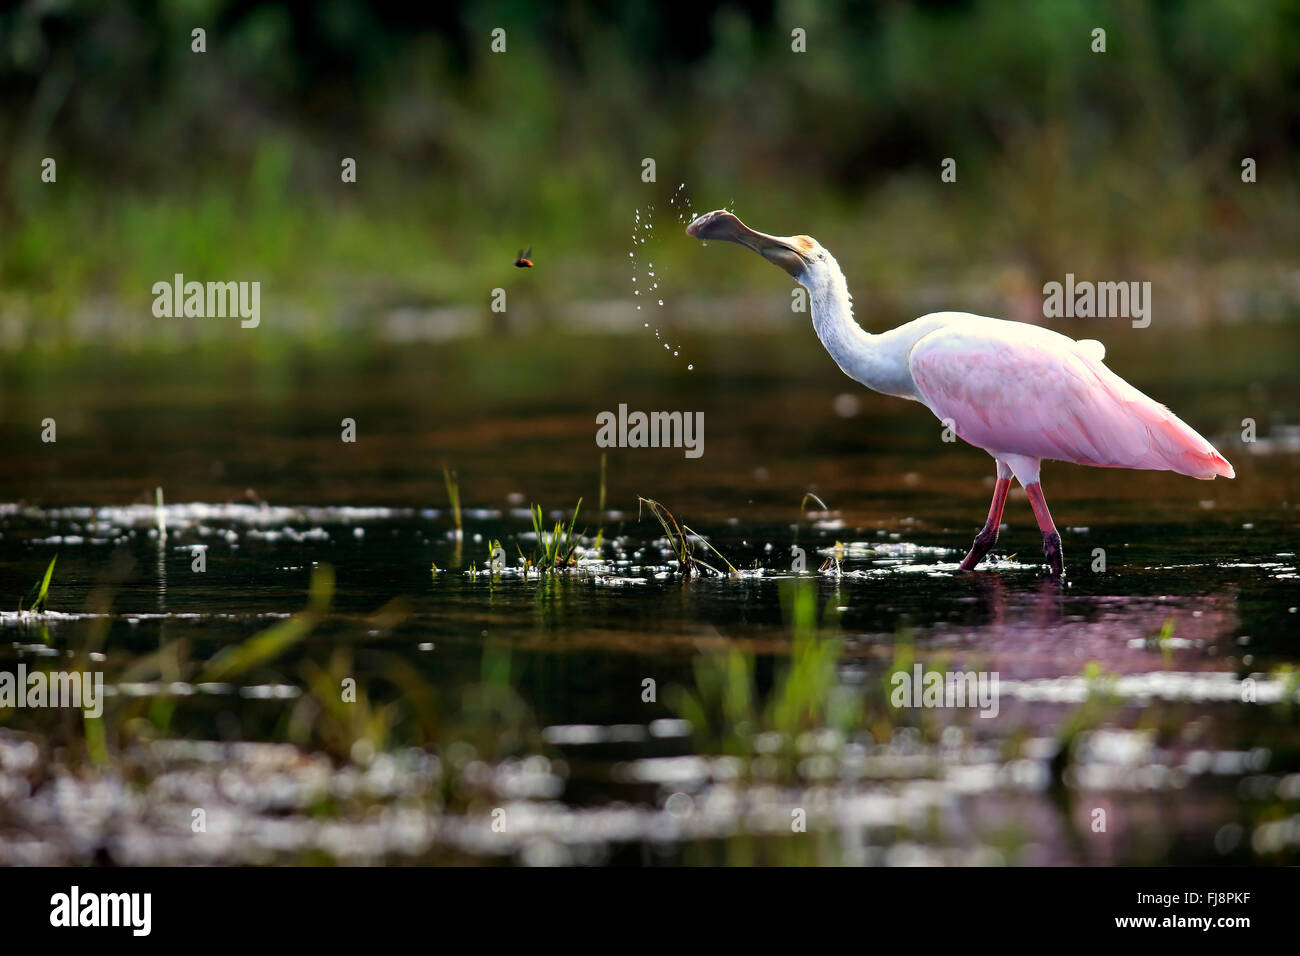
<box><xmin>685</xmin><ymin>210</ymin><xmax>823</xmax><ymax>282</ymax></box>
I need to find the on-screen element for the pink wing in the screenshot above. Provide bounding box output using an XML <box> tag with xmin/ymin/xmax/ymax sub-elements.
<box><xmin>908</xmin><ymin>323</ymin><xmax>1234</xmax><ymax>479</ymax></box>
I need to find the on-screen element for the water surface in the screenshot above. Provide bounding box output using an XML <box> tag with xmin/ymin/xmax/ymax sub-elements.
<box><xmin>2</xmin><ymin>320</ymin><xmax>1298</xmax><ymax>865</ymax></box>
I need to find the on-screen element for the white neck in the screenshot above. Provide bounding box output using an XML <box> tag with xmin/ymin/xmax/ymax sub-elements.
<box><xmin>798</xmin><ymin>254</ymin><xmax>917</xmax><ymax>399</ymax></box>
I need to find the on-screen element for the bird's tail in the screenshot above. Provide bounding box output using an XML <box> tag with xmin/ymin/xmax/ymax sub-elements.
<box><xmin>1131</xmin><ymin>399</ymin><xmax>1235</xmax><ymax>479</ymax></box>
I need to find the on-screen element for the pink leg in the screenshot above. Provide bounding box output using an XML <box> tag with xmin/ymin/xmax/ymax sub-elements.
<box><xmin>959</xmin><ymin>477</ymin><xmax>1011</xmax><ymax>571</ymax></box>
<box><xmin>1024</xmin><ymin>482</ymin><xmax>1063</xmax><ymax>577</ymax></box>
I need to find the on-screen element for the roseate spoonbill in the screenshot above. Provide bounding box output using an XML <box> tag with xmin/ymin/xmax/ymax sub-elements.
<box><xmin>685</xmin><ymin>210</ymin><xmax>1234</xmax><ymax>576</ymax></box>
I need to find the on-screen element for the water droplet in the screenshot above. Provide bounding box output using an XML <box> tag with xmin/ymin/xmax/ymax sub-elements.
<box><xmin>657</xmin><ymin>299</ymin><xmax>663</xmax><ymax>306</ymax></box>
<box><xmin>688</xmin><ymin>364</ymin><xmax>694</xmax><ymax>371</ymax></box>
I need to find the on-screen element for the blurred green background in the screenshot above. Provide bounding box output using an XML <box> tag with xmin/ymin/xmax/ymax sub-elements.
<box><xmin>1</xmin><ymin>0</ymin><xmax>1297</xmax><ymax>352</ymax></box>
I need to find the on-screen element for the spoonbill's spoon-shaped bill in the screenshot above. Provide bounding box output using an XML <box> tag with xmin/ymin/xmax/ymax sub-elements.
<box><xmin>686</xmin><ymin>209</ymin><xmax>1234</xmax><ymax>577</ymax></box>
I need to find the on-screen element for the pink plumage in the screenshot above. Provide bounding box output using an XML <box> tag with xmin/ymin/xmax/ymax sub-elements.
<box><xmin>908</xmin><ymin>318</ymin><xmax>1234</xmax><ymax>480</ymax></box>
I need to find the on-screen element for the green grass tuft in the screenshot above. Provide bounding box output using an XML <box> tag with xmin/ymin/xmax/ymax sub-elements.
<box><xmin>525</xmin><ymin>500</ymin><xmax>583</xmax><ymax>573</ymax></box>
<box><xmin>19</xmin><ymin>555</ymin><xmax>57</xmax><ymax>614</ymax></box>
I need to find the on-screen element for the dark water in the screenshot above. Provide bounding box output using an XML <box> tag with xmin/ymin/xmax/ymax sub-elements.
<box><xmin>1</xmin><ymin>320</ymin><xmax>1298</xmax><ymax>865</ymax></box>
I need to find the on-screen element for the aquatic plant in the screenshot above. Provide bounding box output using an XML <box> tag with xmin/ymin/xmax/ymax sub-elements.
<box><xmin>1050</xmin><ymin>660</ymin><xmax>1122</xmax><ymax>784</ymax></box>
<box><xmin>672</xmin><ymin>581</ymin><xmax>859</xmax><ymax>763</ymax></box>
<box><xmin>594</xmin><ymin>453</ymin><xmax>607</xmax><ymax>552</ymax></box>
<box><xmin>638</xmin><ymin>497</ymin><xmax>736</xmax><ymax>577</ymax></box>
<box><xmin>18</xmin><ymin>555</ymin><xmax>57</xmax><ymax>614</ymax></box>
<box><xmin>486</xmin><ymin>538</ymin><xmax>506</xmax><ymax>571</ymax></box>
<box><xmin>800</xmin><ymin>492</ymin><xmax>828</xmax><ymax>513</ymax></box>
<box><xmin>197</xmin><ymin>564</ymin><xmax>334</xmax><ymax>684</ymax></box>
<box><xmin>1152</xmin><ymin>617</ymin><xmax>1176</xmax><ymax>669</ymax></box>
<box><xmin>524</xmin><ymin>500</ymin><xmax>583</xmax><ymax>573</ymax></box>
<box><xmin>767</xmin><ymin>583</ymin><xmax>857</xmax><ymax>739</ymax></box>
<box><xmin>442</xmin><ymin>465</ymin><xmax>463</xmax><ymax>538</ymax></box>
<box><xmin>297</xmin><ymin>646</ymin><xmax>420</xmax><ymax>762</ymax></box>
<box><xmin>1268</xmin><ymin>664</ymin><xmax>1299</xmax><ymax>717</ymax></box>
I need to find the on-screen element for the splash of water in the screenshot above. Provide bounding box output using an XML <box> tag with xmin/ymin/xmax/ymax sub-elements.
<box><xmin>631</xmin><ymin>192</ymin><xmax>695</xmax><ymax>372</ymax></box>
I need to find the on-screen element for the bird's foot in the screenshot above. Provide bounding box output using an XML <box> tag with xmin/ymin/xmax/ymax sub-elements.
<box><xmin>1042</xmin><ymin>531</ymin><xmax>1063</xmax><ymax>577</ymax></box>
<box><xmin>958</xmin><ymin>527</ymin><xmax>998</xmax><ymax>571</ymax></box>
